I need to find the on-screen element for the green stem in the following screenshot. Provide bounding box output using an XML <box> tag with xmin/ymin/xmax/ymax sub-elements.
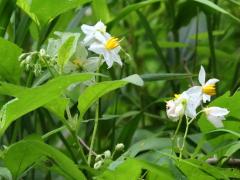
<box><xmin>179</xmin><ymin>116</ymin><xmax>189</xmax><ymax>159</ymax></box>
<box><xmin>178</xmin><ymin>111</ymin><xmax>203</xmax><ymax>159</ymax></box>
<box><xmin>41</xmin><ymin>56</ymin><xmax>56</xmax><ymax>78</ymax></box>
<box><xmin>42</xmin><ymin>126</ymin><xmax>66</xmax><ymax>140</ymax></box>
<box><xmin>64</xmin><ymin>105</ymin><xmax>88</xmax><ymax>165</ymax></box>
<box><xmin>172</xmin><ymin>116</ymin><xmax>183</xmax><ymax>141</ymax></box>
<box><xmin>88</xmin><ymin>60</ymin><xmax>102</xmax><ymax>165</ymax></box>
<box><xmin>88</xmin><ymin>100</ymin><xmax>99</xmax><ymax>165</ymax></box>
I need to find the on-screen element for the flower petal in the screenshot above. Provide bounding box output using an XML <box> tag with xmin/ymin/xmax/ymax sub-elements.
<box><xmin>206</xmin><ymin>107</ymin><xmax>229</xmax><ymax>116</ymax></box>
<box><xmin>103</xmin><ymin>52</ymin><xmax>114</xmax><ymax>68</ymax></box>
<box><xmin>207</xmin><ymin>115</ymin><xmax>224</xmax><ymax>128</ymax></box>
<box><xmin>205</xmin><ymin>78</ymin><xmax>219</xmax><ymax>85</ymax></box>
<box><xmin>110</xmin><ymin>51</ymin><xmax>122</xmax><ymax>66</ymax></box>
<box><xmin>88</xmin><ymin>43</ymin><xmax>104</xmax><ymax>55</ymax></box>
<box><xmin>198</xmin><ymin>66</ymin><xmax>206</xmax><ymax>86</ymax></box>
<box><xmin>185</xmin><ymin>86</ymin><xmax>202</xmax><ymax>96</ymax></box>
<box><xmin>81</xmin><ymin>24</ymin><xmax>94</xmax><ymax>34</ymax></box>
<box><xmin>202</xmin><ymin>94</ymin><xmax>211</xmax><ymax>103</ymax></box>
<box><xmin>94</xmin><ymin>21</ymin><xmax>106</xmax><ymax>32</ymax></box>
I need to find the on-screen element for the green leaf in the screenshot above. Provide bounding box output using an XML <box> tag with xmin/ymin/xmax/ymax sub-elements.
<box><xmin>78</xmin><ymin>74</ymin><xmax>143</xmax><ymax>119</ymax></box>
<box><xmin>141</xmin><ymin>73</ymin><xmax>196</xmax><ymax>81</ymax></box>
<box><xmin>44</xmin><ymin>96</ymin><xmax>70</xmax><ymax>121</ymax></box>
<box><xmin>0</xmin><ymin>38</ymin><xmax>22</xmax><ymax>83</ymax></box>
<box><xmin>0</xmin><ymin>73</ymin><xmax>95</xmax><ymax>137</ymax></box>
<box><xmin>4</xmin><ymin>139</ymin><xmax>86</xmax><ymax>179</ymax></box>
<box><xmin>17</xmin><ymin>0</ymin><xmax>91</xmax><ymax>26</ymax></box>
<box><xmin>223</xmin><ymin>141</ymin><xmax>240</xmax><ymax>160</ymax></box>
<box><xmin>194</xmin><ymin>0</ymin><xmax>240</xmax><ymax>23</ymax></box>
<box><xmin>108</xmin><ymin>0</ymin><xmax>163</xmax><ymax>25</ymax></box>
<box><xmin>158</xmin><ymin>41</ymin><xmax>188</xmax><ymax>48</ymax></box>
<box><xmin>92</xmin><ymin>0</ymin><xmax>110</xmax><ymax>23</ymax></box>
<box><xmin>97</xmin><ymin>158</ymin><xmax>141</xmax><ymax>180</ymax></box>
<box><xmin>97</xmin><ymin>158</ymin><xmax>173</xmax><ymax>180</ymax></box>
<box><xmin>57</xmin><ymin>33</ymin><xmax>80</xmax><ymax>72</ymax></box>
<box><xmin>177</xmin><ymin>159</ymin><xmax>227</xmax><ymax>180</ymax></box>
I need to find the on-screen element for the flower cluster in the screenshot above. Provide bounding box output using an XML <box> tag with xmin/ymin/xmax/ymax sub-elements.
<box><xmin>19</xmin><ymin>49</ymin><xmax>55</xmax><ymax>76</ymax></box>
<box><xmin>81</xmin><ymin>21</ymin><xmax>122</xmax><ymax>68</ymax></box>
<box><xmin>166</xmin><ymin>66</ymin><xmax>229</xmax><ymax>128</ymax></box>
<box><xmin>93</xmin><ymin>143</ymin><xmax>125</xmax><ymax>170</ymax></box>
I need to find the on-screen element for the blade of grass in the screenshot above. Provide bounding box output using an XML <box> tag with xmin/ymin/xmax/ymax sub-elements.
<box><xmin>206</xmin><ymin>14</ymin><xmax>217</xmax><ymax>77</ymax></box>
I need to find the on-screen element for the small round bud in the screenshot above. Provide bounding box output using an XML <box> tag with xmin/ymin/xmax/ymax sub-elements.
<box><xmin>104</xmin><ymin>150</ymin><xmax>111</xmax><ymax>159</ymax></box>
<box><xmin>26</xmin><ymin>55</ymin><xmax>32</xmax><ymax>63</ymax></box>
<box><xmin>93</xmin><ymin>160</ymin><xmax>103</xmax><ymax>170</ymax></box>
<box><xmin>40</xmin><ymin>49</ymin><xmax>46</xmax><ymax>57</ymax></box>
<box><xmin>115</xmin><ymin>143</ymin><xmax>124</xmax><ymax>151</ymax></box>
<box><xmin>95</xmin><ymin>155</ymin><xmax>102</xmax><ymax>162</ymax></box>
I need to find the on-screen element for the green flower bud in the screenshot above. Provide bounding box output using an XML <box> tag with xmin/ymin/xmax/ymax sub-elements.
<box><xmin>104</xmin><ymin>150</ymin><xmax>111</xmax><ymax>159</ymax></box>
<box><xmin>40</xmin><ymin>49</ymin><xmax>46</xmax><ymax>57</ymax></box>
<box><xmin>115</xmin><ymin>143</ymin><xmax>124</xmax><ymax>151</ymax></box>
<box><xmin>93</xmin><ymin>160</ymin><xmax>103</xmax><ymax>170</ymax></box>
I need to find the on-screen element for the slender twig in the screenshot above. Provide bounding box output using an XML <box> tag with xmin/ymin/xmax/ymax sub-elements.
<box><xmin>78</xmin><ymin>136</ymin><xmax>97</xmax><ymax>156</ymax></box>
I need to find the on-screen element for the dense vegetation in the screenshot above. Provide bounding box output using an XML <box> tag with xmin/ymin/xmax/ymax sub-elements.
<box><xmin>0</xmin><ymin>0</ymin><xmax>240</xmax><ymax>179</ymax></box>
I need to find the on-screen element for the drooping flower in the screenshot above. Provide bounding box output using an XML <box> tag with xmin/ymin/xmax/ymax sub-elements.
<box><xmin>187</xmin><ymin>66</ymin><xmax>219</xmax><ymax>103</ymax></box>
<box><xmin>166</xmin><ymin>98</ymin><xmax>185</xmax><ymax>122</ymax></box>
<box><xmin>81</xmin><ymin>21</ymin><xmax>108</xmax><ymax>46</ymax></box>
<box><xmin>88</xmin><ymin>34</ymin><xmax>122</xmax><ymax>68</ymax></box>
<box><xmin>166</xmin><ymin>91</ymin><xmax>201</xmax><ymax>121</ymax></box>
<box><xmin>203</xmin><ymin>107</ymin><xmax>229</xmax><ymax>128</ymax></box>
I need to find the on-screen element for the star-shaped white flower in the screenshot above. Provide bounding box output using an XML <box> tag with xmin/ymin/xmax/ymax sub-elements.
<box><xmin>187</xmin><ymin>66</ymin><xmax>219</xmax><ymax>103</ymax></box>
<box><xmin>203</xmin><ymin>107</ymin><xmax>229</xmax><ymax>128</ymax></box>
<box><xmin>88</xmin><ymin>33</ymin><xmax>122</xmax><ymax>68</ymax></box>
<box><xmin>81</xmin><ymin>21</ymin><xmax>108</xmax><ymax>46</ymax></box>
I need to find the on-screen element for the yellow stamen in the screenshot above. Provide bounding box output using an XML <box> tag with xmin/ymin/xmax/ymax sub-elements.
<box><xmin>73</xmin><ymin>59</ymin><xmax>82</xmax><ymax>67</ymax></box>
<box><xmin>202</xmin><ymin>84</ymin><xmax>216</xmax><ymax>96</ymax></box>
<box><xmin>174</xmin><ymin>94</ymin><xmax>180</xmax><ymax>99</ymax></box>
<box><xmin>105</xmin><ymin>37</ymin><xmax>119</xmax><ymax>50</ymax></box>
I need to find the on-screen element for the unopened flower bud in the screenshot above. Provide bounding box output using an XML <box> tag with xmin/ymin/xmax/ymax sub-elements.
<box><xmin>26</xmin><ymin>55</ymin><xmax>32</xmax><ymax>63</ymax></box>
<box><xmin>40</xmin><ymin>49</ymin><xmax>46</xmax><ymax>57</ymax></box>
<box><xmin>104</xmin><ymin>150</ymin><xmax>111</xmax><ymax>159</ymax></box>
<box><xmin>94</xmin><ymin>160</ymin><xmax>103</xmax><ymax>170</ymax></box>
<box><xmin>18</xmin><ymin>53</ymin><xmax>27</xmax><ymax>61</ymax></box>
<box><xmin>115</xmin><ymin>143</ymin><xmax>124</xmax><ymax>151</ymax></box>
<box><xmin>95</xmin><ymin>155</ymin><xmax>102</xmax><ymax>162</ymax></box>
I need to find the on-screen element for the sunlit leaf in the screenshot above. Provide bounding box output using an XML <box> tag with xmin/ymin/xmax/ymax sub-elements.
<box><xmin>4</xmin><ymin>139</ymin><xmax>86</xmax><ymax>179</ymax></box>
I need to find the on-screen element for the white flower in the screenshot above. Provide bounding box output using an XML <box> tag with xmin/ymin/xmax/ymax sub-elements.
<box><xmin>203</xmin><ymin>107</ymin><xmax>229</xmax><ymax>128</ymax></box>
<box><xmin>81</xmin><ymin>21</ymin><xmax>107</xmax><ymax>46</ymax></box>
<box><xmin>187</xmin><ymin>66</ymin><xmax>219</xmax><ymax>103</ymax></box>
<box><xmin>166</xmin><ymin>99</ymin><xmax>185</xmax><ymax>121</ymax></box>
<box><xmin>183</xmin><ymin>90</ymin><xmax>201</xmax><ymax>118</ymax></box>
<box><xmin>166</xmin><ymin>90</ymin><xmax>201</xmax><ymax>121</ymax></box>
<box><xmin>88</xmin><ymin>34</ymin><xmax>122</xmax><ymax>68</ymax></box>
